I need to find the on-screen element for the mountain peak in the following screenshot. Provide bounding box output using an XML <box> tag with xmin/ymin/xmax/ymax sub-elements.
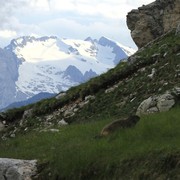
<box><xmin>84</xmin><ymin>37</ymin><xmax>98</xmax><ymax>44</ymax></box>
<box><xmin>98</xmin><ymin>36</ymin><xmax>116</xmax><ymax>47</ymax></box>
<box><xmin>6</xmin><ymin>36</ymin><xmax>59</xmax><ymax>50</ymax></box>
<box><xmin>84</xmin><ymin>37</ymin><xmax>93</xmax><ymax>42</ymax></box>
<box><xmin>0</xmin><ymin>35</ymin><xmax>135</xmax><ymax>109</ymax></box>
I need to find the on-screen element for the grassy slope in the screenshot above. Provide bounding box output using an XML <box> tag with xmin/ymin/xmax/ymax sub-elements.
<box><xmin>0</xmin><ymin>108</ymin><xmax>180</xmax><ymax>179</ymax></box>
<box><xmin>62</xmin><ymin>30</ymin><xmax>180</xmax><ymax>123</ymax></box>
<box><xmin>3</xmin><ymin>30</ymin><xmax>180</xmax><ymax>125</ymax></box>
<box><xmin>0</xmin><ymin>31</ymin><xmax>180</xmax><ymax>179</ymax></box>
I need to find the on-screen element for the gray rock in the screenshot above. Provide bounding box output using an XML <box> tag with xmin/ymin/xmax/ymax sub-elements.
<box><xmin>147</xmin><ymin>107</ymin><xmax>159</xmax><ymax>114</ymax></box>
<box><xmin>127</xmin><ymin>0</ymin><xmax>180</xmax><ymax>48</ymax></box>
<box><xmin>84</xmin><ymin>95</ymin><xmax>95</xmax><ymax>101</ymax></box>
<box><xmin>4</xmin><ymin>167</ymin><xmax>21</xmax><ymax>180</ymax></box>
<box><xmin>10</xmin><ymin>134</ymin><xmax>16</xmax><ymax>138</ymax></box>
<box><xmin>78</xmin><ymin>101</ymin><xmax>87</xmax><ymax>108</ymax></box>
<box><xmin>55</xmin><ymin>92</ymin><xmax>66</xmax><ymax>99</ymax></box>
<box><xmin>136</xmin><ymin>91</ymin><xmax>176</xmax><ymax>116</ymax></box>
<box><xmin>58</xmin><ymin>119</ymin><xmax>68</xmax><ymax>126</ymax></box>
<box><xmin>0</xmin><ymin>158</ymin><xmax>37</xmax><ymax>180</ymax></box>
<box><xmin>49</xmin><ymin>129</ymin><xmax>59</xmax><ymax>132</ymax></box>
<box><xmin>147</xmin><ymin>68</ymin><xmax>156</xmax><ymax>79</ymax></box>
<box><xmin>105</xmin><ymin>85</ymin><xmax>118</xmax><ymax>94</ymax></box>
<box><xmin>157</xmin><ymin>93</ymin><xmax>175</xmax><ymax>112</ymax></box>
<box><xmin>136</xmin><ymin>96</ymin><xmax>157</xmax><ymax>116</ymax></box>
<box><xmin>73</xmin><ymin>108</ymin><xmax>79</xmax><ymax>112</ymax></box>
<box><xmin>64</xmin><ymin>110</ymin><xmax>75</xmax><ymax>118</ymax></box>
<box><xmin>45</xmin><ymin>114</ymin><xmax>54</xmax><ymax>122</ymax></box>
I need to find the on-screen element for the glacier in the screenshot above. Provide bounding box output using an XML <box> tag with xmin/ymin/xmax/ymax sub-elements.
<box><xmin>0</xmin><ymin>36</ymin><xmax>135</xmax><ymax>110</ymax></box>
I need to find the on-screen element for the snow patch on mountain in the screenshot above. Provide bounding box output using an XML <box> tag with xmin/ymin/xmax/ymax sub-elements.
<box><xmin>0</xmin><ymin>36</ymin><xmax>135</xmax><ymax>109</ymax></box>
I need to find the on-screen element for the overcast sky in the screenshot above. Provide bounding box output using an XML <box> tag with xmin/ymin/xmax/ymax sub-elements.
<box><xmin>0</xmin><ymin>0</ymin><xmax>154</xmax><ymax>49</ymax></box>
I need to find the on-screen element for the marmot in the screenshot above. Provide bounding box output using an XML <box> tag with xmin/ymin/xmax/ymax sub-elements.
<box><xmin>99</xmin><ymin>115</ymin><xmax>140</xmax><ymax>137</ymax></box>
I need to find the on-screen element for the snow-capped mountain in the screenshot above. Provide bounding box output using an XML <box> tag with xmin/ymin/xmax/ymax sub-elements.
<box><xmin>0</xmin><ymin>36</ymin><xmax>135</xmax><ymax>109</ymax></box>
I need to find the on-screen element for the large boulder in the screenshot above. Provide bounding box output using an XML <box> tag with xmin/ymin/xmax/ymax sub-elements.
<box><xmin>157</xmin><ymin>93</ymin><xmax>175</xmax><ymax>112</ymax></box>
<box><xmin>136</xmin><ymin>97</ymin><xmax>158</xmax><ymax>116</ymax></box>
<box><xmin>136</xmin><ymin>91</ymin><xmax>177</xmax><ymax>116</ymax></box>
<box><xmin>127</xmin><ymin>0</ymin><xmax>180</xmax><ymax>48</ymax></box>
<box><xmin>0</xmin><ymin>158</ymin><xmax>37</xmax><ymax>180</ymax></box>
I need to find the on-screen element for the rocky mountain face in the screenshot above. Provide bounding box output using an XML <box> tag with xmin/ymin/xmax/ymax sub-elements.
<box><xmin>0</xmin><ymin>48</ymin><xmax>27</xmax><ymax>109</ymax></box>
<box><xmin>0</xmin><ymin>36</ymin><xmax>135</xmax><ymax>110</ymax></box>
<box><xmin>127</xmin><ymin>0</ymin><xmax>180</xmax><ymax>48</ymax></box>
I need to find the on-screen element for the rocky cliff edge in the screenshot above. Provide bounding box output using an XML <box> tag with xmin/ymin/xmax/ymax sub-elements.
<box><xmin>127</xmin><ymin>0</ymin><xmax>180</xmax><ymax>48</ymax></box>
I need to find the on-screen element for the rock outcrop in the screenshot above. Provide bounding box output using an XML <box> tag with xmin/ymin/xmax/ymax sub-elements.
<box><xmin>0</xmin><ymin>158</ymin><xmax>37</xmax><ymax>180</ymax></box>
<box><xmin>127</xmin><ymin>0</ymin><xmax>180</xmax><ymax>48</ymax></box>
<box><xmin>136</xmin><ymin>87</ymin><xmax>180</xmax><ymax>116</ymax></box>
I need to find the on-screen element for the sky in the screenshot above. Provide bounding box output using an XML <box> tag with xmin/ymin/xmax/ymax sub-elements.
<box><xmin>0</xmin><ymin>0</ymin><xmax>154</xmax><ymax>49</ymax></box>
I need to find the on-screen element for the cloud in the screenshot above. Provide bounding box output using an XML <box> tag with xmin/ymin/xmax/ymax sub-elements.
<box><xmin>38</xmin><ymin>16</ymin><xmax>134</xmax><ymax>47</ymax></box>
<box><xmin>0</xmin><ymin>0</ymin><xmax>155</xmax><ymax>48</ymax></box>
<box><xmin>28</xmin><ymin>0</ymin><xmax>51</xmax><ymax>11</ymax></box>
<box><xmin>0</xmin><ymin>0</ymin><xmax>155</xmax><ymax>28</ymax></box>
<box><xmin>0</xmin><ymin>30</ymin><xmax>17</xmax><ymax>38</ymax></box>
<box><xmin>0</xmin><ymin>0</ymin><xmax>28</xmax><ymax>28</ymax></box>
<box><xmin>46</xmin><ymin>0</ymin><xmax>130</xmax><ymax>19</ymax></box>
<box><xmin>47</xmin><ymin>0</ymin><xmax>154</xmax><ymax>19</ymax></box>
<box><xmin>126</xmin><ymin>0</ymin><xmax>154</xmax><ymax>6</ymax></box>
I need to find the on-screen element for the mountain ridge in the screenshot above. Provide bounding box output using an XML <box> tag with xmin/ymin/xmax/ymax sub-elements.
<box><xmin>0</xmin><ymin>36</ymin><xmax>135</xmax><ymax>110</ymax></box>
<box><xmin>1</xmin><ymin>92</ymin><xmax>56</xmax><ymax>112</ymax></box>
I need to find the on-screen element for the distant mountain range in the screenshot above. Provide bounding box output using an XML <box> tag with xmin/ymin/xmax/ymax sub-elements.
<box><xmin>0</xmin><ymin>36</ymin><xmax>135</xmax><ymax>110</ymax></box>
<box><xmin>1</xmin><ymin>92</ymin><xmax>56</xmax><ymax>112</ymax></box>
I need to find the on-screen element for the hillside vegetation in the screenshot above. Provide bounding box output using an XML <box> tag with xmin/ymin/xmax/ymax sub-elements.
<box><xmin>0</xmin><ymin>108</ymin><xmax>180</xmax><ymax>179</ymax></box>
<box><xmin>0</xmin><ymin>30</ymin><xmax>180</xmax><ymax>179</ymax></box>
<box><xmin>3</xmin><ymin>29</ymin><xmax>180</xmax><ymax>125</ymax></box>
